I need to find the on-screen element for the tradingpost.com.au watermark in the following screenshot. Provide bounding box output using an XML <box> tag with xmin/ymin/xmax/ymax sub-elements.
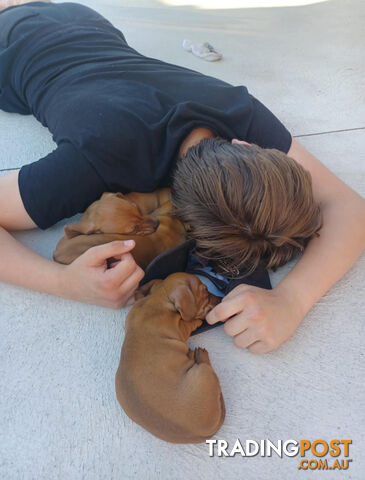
<box><xmin>206</xmin><ymin>439</ymin><xmax>352</xmax><ymax>471</ymax></box>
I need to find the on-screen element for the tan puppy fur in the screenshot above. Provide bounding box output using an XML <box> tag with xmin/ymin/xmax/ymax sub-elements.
<box><xmin>53</xmin><ymin>189</ymin><xmax>186</xmax><ymax>269</ymax></box>
<box><xmin>115</xmin><ymin>273</ymin><xmax>225</xmax><ymax>444</ymax></box>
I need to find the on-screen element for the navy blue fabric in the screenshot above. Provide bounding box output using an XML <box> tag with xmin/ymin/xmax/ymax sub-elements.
<box><xmin>0</xmin><ymin>2</ymin><xmax>292</xmax><ymax>229</ymax></box>
<box><xmin>140</xmin><ymin>239</ymin><xmax>272</xmax><ymax>336</ymax></box>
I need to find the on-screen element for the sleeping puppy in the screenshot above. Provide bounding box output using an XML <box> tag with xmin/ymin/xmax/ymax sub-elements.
<box><xmin>63</xmin><ymin>190</ymin><xmax>168</xmax><ymax>238</ymax></box>
<box><xmin>115</xmin><ymin>272</ymin><xmax>225</xmax><ymax>444</ymax></box>
<box><xmin>53</xmin><ymin>212</ymin><xmax>186</xmax><ymax>268</ymax></box>
<box><xmin>53</xmin><ymin>189</ymin><xmax>186</xmax><ymax>268</ymax></box>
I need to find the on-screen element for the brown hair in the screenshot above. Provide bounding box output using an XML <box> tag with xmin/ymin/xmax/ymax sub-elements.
<box><xmin>171</xmin><ymin>137</ymin><xmax>323</xmax><ymax>278</ymax></box>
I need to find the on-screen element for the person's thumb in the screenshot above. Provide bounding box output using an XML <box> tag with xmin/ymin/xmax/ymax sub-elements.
<box><xmin>86</xmin><ymin>240</ymin><xmax>135</xmax><ymax>266</ymax></box>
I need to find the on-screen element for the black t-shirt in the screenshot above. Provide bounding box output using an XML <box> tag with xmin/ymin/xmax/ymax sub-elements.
<box><xmin>0</xmin><ymin>2</ymin><xmax>292</xmax><ymax>229</ymax></box>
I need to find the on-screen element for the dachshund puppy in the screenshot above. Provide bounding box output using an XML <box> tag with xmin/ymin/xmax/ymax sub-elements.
<box><xmin>53</xmin><ymin>189</ymin><xmax>186</xmax><ymax>268</ymax></box>
<box><xmin>63</xmin><ymin>190</ymin><xmax>168</xmax><ymax>238</ymax></box>
<box><xmin>115</xmin><ymin>272</ymin><xmax>225</xmax><ymax>444</ymax></box>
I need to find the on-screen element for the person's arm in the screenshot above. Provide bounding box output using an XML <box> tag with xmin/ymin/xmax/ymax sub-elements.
<box><xmin>206</xmin><ymin>139</ymin><xmax>365</xmax><ymax>353</ymax></box>
<box><xmin>274</xmin><ymin>138</ymin><xmax>365</xmax><ymax>315</ymax></box>
<box><xmin>0</xmin><ymin>170</ymin><xmax>144</xmax><ymax>307</ymax></box>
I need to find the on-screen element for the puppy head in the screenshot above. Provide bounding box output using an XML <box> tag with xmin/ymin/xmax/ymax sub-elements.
<box><xmin>64</xmin><ymin>192</ymin><xmax>159</xmax><ymax>238</ymax></box>
<box><xmin>164</xmin><ymin>273</ymin><xmax>220</xmax><ymax>322</ymax></box>
<box><xmin>134</xmin><ymin>274</ymin><xmax>220</xmax><ymax>339</ymax></box>
<box><xmin>98</xmin><ymin>193</ymin><xmax>159</xmax><ymax>235</ymax></box>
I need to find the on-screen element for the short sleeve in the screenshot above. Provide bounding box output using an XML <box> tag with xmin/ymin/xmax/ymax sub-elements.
<box><xmin>18</xmin><ymin>141</ymin><xmax>107</xmax><ymax>229</ymax></box>
<box><xmin>245</xmin><ymin>94</ymin><xmax>292</xmax><ymax>153</ymax></box>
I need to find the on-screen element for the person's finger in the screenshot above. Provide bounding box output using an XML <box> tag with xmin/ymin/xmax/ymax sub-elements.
<box><xmin>223</xmin><ymin>313</ymin><xmax>250</xmax><ymax>337</ymax></box>
<box><xmin>86</xmin><ymin>240</ymin><xmax>135</xmax><ymax>267</ymax></box>
<box><xmin>117</xmin><ymin>273</ymin><xmax>145</xmax><ymax>308</ymax></box>
<box><xmin>206</xmin><ymin>294</ymin><xmax>250</xmax><ymax>325</ymax></box>
<box><xmin>232</xmin><ymin>328</ymin><xmax>260</xmax><ymax>349</ymax></box>
<box><xmin>247</xmin><ymin>341</ymin><xmax>270</xmax><ymax>355</ymax></box>
<box><xmin>108</xmin><ymin>260</ymin><xmax>121</xmax><ymax>269</ymax></box>
<box><xmin>221</xmin><ymin>284</ymin><xmax>256</xmax><ymax>303</ymax></box>
<box><xmin>124</xmin><ymin>293</ymin><xmax>136</xmax><ymax>307</ymax></box>
<box><xmin>105</xmin><ymin>253</ymin><xmax>142</xmax><ymax>287</ymax></box>
<box><xmin>118</xmin><ymin>266</ymin><xmax>145</xmax><ymax>296</ymax></box>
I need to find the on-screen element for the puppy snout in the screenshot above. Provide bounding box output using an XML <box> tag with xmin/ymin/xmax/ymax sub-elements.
<box><xmin>198</xmin><ymin>289</ymin><xmax>221</xmax><ymax>318</ymax></box>
<box><xmin>207</xmin><ymin>293</ymin><xmax>221</xmax><ymax>310</ymax></box>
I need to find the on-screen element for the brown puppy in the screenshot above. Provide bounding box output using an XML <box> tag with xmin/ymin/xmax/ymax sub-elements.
<box><xmin>115</xmin><ymin>273</ymin><xmax>225</xmax><ymax>444</ymax></box>
<box><xmin>53</xmin><ymin>189</ymin><xmax>186</xmax><ymax>268</ymax></box>
<box><xmin>53</xmin><ymin>211</ymin><xmax>186</xmax><ymax>268</ymax></box>
<box><xmin>63</xmin><ymin>191</ymin><xmax>166</xmax><ymax>239</ymax></box>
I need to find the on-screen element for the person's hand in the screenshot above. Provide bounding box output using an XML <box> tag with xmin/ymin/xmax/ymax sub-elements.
<box><xmin>59</xmin><ymin>240</ymin><xmax>144</xmax><ymax>308</ymax></box>
<box><xmin>206</xmin><ymin>283</ymin><xmax>305</xmax><ymax>354</ymax></box>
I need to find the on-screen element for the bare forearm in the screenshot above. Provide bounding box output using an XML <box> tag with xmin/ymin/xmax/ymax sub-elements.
<box><xmin>275</xmin><ymin>193</ymin><xmax>365</xmax><ymax>317</ymax></box>
<box><xmin>0</xmin><ymin>171</ymin><xmax>143</xmax><ymax>308</ymax></box>
<box><xmin>0</xmin><ymin>226</ymin><xmax>67</xmax><ymax>297</ymax></box>
<box><xmin>0</xmin><ymin>225</ymin><xmax>144</xmax><ymax>308</ymax></box>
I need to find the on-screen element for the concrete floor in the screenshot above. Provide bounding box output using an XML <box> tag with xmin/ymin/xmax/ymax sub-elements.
<box><xmin>0</xmin><ymin>0</ymin><xmax>364</xmax><ymax>479</ymax></box>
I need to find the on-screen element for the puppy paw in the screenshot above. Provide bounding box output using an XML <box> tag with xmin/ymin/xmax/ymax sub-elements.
<box><xmin>194</xmin><ymin>347</ymin><xmax>210</xmax><ymax>365</ymax></box>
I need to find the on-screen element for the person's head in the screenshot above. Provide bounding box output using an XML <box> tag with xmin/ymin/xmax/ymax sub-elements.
<box><xmin>171</xmin><ymin>137</ymin><xmax>323</xmax><ymax>278</ymax></box>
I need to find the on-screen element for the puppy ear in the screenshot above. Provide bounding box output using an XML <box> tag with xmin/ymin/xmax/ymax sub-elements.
<box><xmin>64</xmin><ymin>223</ymin><xmax>82</xmax><ymax>239</ymax></box>
<box><xmin>135</xmin><ymin>279</ymin><xmax>163</xmax><ymax>300</ymax></box>
<box><xmin>169</xmin><ymin>283</ymin><xmax>197</xmax><ymax>321</ymax></box>
<box><xmin>64</xmin><ymin>220</ymin><xmax>96</xmax><ymax>239</ymax></box>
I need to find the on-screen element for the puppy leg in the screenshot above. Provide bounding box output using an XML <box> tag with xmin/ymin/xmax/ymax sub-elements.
<box><xmin>179</xmin><ymin>348</ymin><xmax>225</xmax><ymax>440</ymax></box>
<box><xmin>187</xmin><ymin>349</ymin><xmax>195</xmax><ymax>361</ymax></box>
<box><xmin>194</xmin><ymin>347</ymin><xmax>211</xmax><ymax>366</ymax></box>
<box><xmin>64</xmin><ymin>221</ymin><xmax>96</xmax><ymax>239</ymax></box>
<box><xmin>125</xmin><ymin>188</ymin><xmax>171</xmax><ymax>214</ymax></box>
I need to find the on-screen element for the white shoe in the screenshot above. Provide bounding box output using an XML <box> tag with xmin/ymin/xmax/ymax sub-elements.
<box><xmin>183</xmin><ymin>39</ymin><xmax>222</xmax><ymax>62</ymax></box>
